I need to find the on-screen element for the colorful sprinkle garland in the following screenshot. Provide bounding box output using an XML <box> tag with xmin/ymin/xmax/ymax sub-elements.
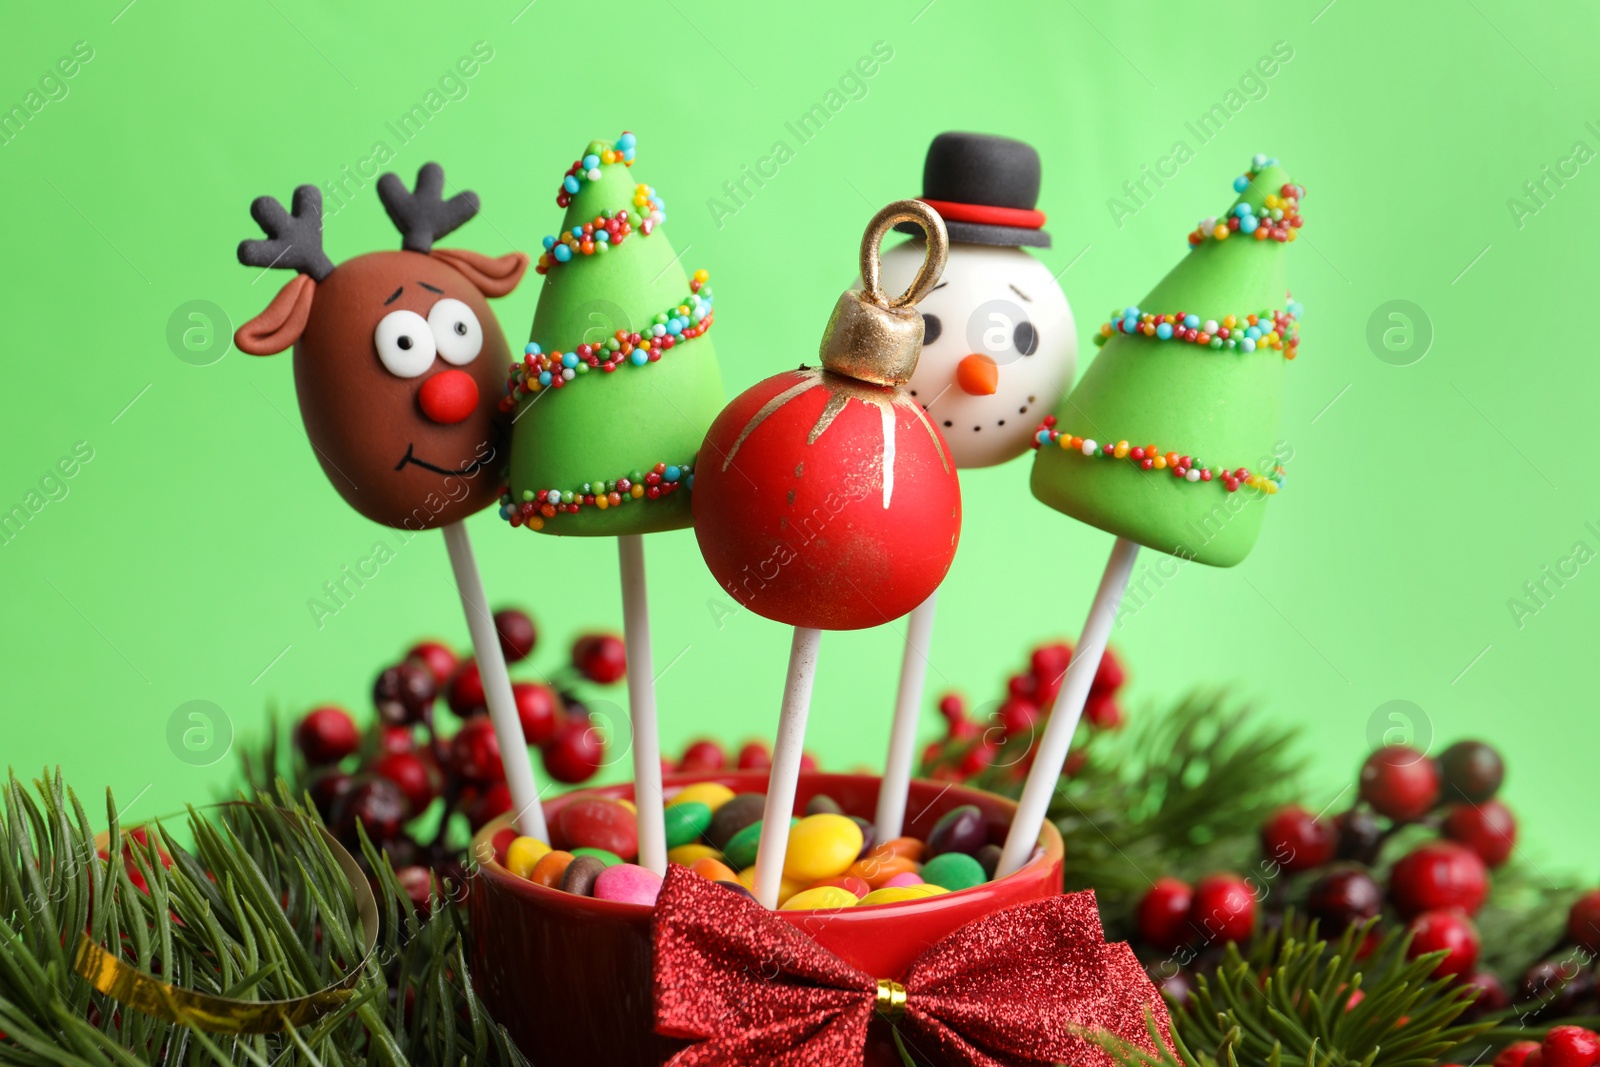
<box><xmin>1096</xmin><ymin>301</ymin><xmax>1302</xmax><ymax>359</ymax></box>
<box><xmin>500</xmin><ymin>274</ymin><xmax>714</xmax><ymax>409</ymax></box>
<box><xmin>536</xmin><ymin>134</ymin><xmax>669</xmax><ymax>276</ymax></box>
<box><xmin>1030</xmin><ymin>416</ymin><xmax>1283</xmax><ymax>495</ymax></box>
<box><xmin>1188</xmin><ymin>155</ymin><xmax>1304</xmax><ymax>248</ymax></box>
<box><xmin>500</xmin><ymin>462</ymin><xmax>692</xmax><ymax>531</ymax></box>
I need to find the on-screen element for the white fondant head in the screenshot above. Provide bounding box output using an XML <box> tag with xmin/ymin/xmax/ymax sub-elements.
<box><xmin>871</xmin><ymin>239</ymin><xmax>1077</xmax><ymax>469</ymax></box>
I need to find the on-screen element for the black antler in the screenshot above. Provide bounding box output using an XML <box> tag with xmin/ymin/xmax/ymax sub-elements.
<box><xmin>236</xmin><ymin>185</ymin><xmax>334</xmax><ymax>281</ymax></box>
<box><xmin>377</xmin><ymin>162</ymin><xmax>479</xmax><ymax>253</ymax></box>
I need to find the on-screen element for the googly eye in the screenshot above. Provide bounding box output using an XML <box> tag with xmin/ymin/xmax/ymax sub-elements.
<box><xmin>922</xmin><ymin>313</ymin><xmax>942</xmax><ymax>345</ymax></box>
<box><xmin>1013</xmin><ymin>320</ymin><xmax>1038</xmax><ymax>356</ymax></box>
<box><xmin>428</xmin><ymin>298</ymin><xmax>483</xmax><ymax>366</ymax></box>
<box><xmin>374</xmin><ymin>309</ymin><xmax>436</xmax><ymax>378</ymax></box>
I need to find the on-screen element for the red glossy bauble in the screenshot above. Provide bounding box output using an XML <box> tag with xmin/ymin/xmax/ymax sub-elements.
<box><xmin>692</xmin><ymin>368</ymin><xmax>960</xmax><ymax>630</ymax></box>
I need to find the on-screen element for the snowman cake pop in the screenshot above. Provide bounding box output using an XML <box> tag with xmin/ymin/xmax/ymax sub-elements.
<box><xmin>875</xmin><ymin>133</ymin><xmax>1077</xmax><ymax>469</ymax></box>
<box><xmin>868</xmin><ymin>133</ymin><xmax>1078</xmax><ymax>840</ymax></box>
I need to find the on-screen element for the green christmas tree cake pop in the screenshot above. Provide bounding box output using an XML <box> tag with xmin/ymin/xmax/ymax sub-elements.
<box><xmin>500</xmin><ymin>132</ymin><xmax>724</xmax><ymax>536</ymax></box>
<box><xmin>1030</xmin><ymin>155</ymin><xmax>1304</xmax><ymax>567</ymax></box>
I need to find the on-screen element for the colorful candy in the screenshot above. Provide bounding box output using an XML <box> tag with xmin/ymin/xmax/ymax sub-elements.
<box><xmin>927</xmin><ymin>805</ymin><xmax>988</xmax><ymax>858</ymax></box>
<box><xmin>594</xmin><ymin>863</ymin><xmax>664</xmax><ymax>905</ymax></box>
<box><xmin>560</xmin><ymin>854</ymin><xmax>607</xmax><ymax>896</ymax></box>
<box><xmin>920</xmin><ymin>851</ymin><xmax>987</xmax><ymax>891</ymax></box>
<box><xmin>558</xmin><ymin>798</ymin><xmax>638</xmax><ymax>860</ymax></box>
<box><xmin>501</xmin><ymin>283</ymin><xmax>713</xmax><ymax>403</ymax></box>
<box><xmin>505</xmin><ymin>835</ymin><xmax>551</xmax><ymax>879</ymax></box>
<box><xmin>783</xmin><ymin>814</ymin><xmax>864</xmax><ymax>883</ymax></box>
<box><xmin>1031</xmin><ymin>415</ymin><xmax>1286</xmax><ymax>495</ymax></box>
<box><xmin>1095</xmin><ymin>302</ymin><xmax>1301</xmax><ymax>360</ymax></box>
<box><xmin>1188</xmin><ymin>157</ymin><xmax>1304</xmax><ymax>248</ymax></box>
<box><xmin>664</xmin><ymin>801</ymin><xmax>712</xmax><ymax>849</ymax></box>
<box><xmin>501</xmin><ymin>462</ymin><xmax>693</xmax><ymax>532</ymax></box>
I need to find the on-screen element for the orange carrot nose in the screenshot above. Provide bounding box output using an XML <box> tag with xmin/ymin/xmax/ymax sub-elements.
<box><xmin>955</xmin><ymin>353</ymin><xmax>999</xmax><ymax>395</ymax></box>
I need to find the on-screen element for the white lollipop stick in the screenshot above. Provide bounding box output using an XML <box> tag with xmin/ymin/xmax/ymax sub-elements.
<box><xmin>995</xmin><ymin>536</ymin><xmax>1139</xmax><ymax>879</ymax></box>
<box><xmin>752</xmin><ymin>626</ymin><xmax>822</xmax><ymax>909</ymax></box>
<box><xmin>874</xmin><ymin>588</ymin><xmax>939</xmax><ymax>840</ymax></box>
<box><xmin>618</xmin><ymin>534</ymin><xmax>667</xmax><ymax>876</ymax></box>
<box><xmin>441</xmin><ymin>521</ymin><xmax>547</xmax><ymax>842</ymax></box>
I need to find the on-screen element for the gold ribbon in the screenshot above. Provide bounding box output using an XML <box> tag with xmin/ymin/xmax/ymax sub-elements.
<box><xmin>72</xmin><ymin>805</ymin><xmax>379</xmax><ymax>1034</ymax></box>
<box><xmin>874</xmin><ymin>978</ymin><xmax>908</xmax><ymax>1020</ymax></box>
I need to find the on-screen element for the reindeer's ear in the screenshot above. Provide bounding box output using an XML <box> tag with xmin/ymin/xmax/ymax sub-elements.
<box><xmin>431</xmin><ymin>249</ymin><xmax>529</xmax><ymax>298</ymax></box>
<box><xmin>235</xmin><ymin>274</ymin><xmax>316</xmax><ymax>355</ymax></box>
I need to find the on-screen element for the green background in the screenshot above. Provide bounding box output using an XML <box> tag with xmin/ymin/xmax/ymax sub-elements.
<box><xmin>3</xmin><ymin>0</ymin><xmax>1597</xmax><ymax>876</ymax></box>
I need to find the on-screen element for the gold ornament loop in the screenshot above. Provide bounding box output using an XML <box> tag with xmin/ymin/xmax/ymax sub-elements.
<box><xmin>73</xmin><ymin>804</ymin><xmax>380</xmax><ymax>1035</ymax></box>
<box><xmin>859</xmin><ymin>199</ymin><xmax>948</xmax><ymax>310</ymax></box>
<box><xmin>874</xmin><ymin>977</ymin><xmax>909</xmax><ymax>1019</ymax></box>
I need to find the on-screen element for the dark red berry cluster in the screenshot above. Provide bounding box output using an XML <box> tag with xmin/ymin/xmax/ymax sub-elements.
<box><xmin>290</xmin><ymin>608</ymin><xmax>631</xmax><ymax>891</ymax></box>
<box><xmin>1135</xmin><ymin>738</ymin><xmax>1522</xmax><ymax>1009</ymax></box>
<box><xmin>920</xmin><ymin>641</ymin><xmax>1127</xmax><ymax>783</ymax></box>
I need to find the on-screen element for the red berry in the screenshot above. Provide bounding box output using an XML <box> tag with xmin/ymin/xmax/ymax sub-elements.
<box><xmin>394</xmin><ymin>865</ymin><xmax>434</xmax><ymax>917</ymax></box>
<box><xmin>1497</xmin><ymin>1043</ymin><xmax>1543</xmax><ymax>1067</ymax></box>
<box><xmin>678</xmin><ymin>739</ymin><xmax>726</xmax><ymax>773</ymax></box>
<box><xmin>1030</xmin><ymin>641</ymin><xmax>1073</xmax><ymax>686</ymax></box>
<box><xmin>1567</xmin><ymin>890</ymin><xmax>1600</xmax><ymax>952</ymax></box>
<box><xmin>1334</xmin><ymin>808</ymin><xmax>1384</xmax><ymax>864</ymax></box>
<box><xmin>295</xmin><ymin>706</ymin><xmax>360</xmax><ymax>766</ymax></box>
<box><xmin>1390</xmin><ymin>841</ymin><xmax>1488</xmax><ymax>919</ymax></box>
<box><xmin>1443</xmin><ymin>800</ymin><xmax>1516</xmax><ymax>867</ymax></box>
<box><xmin>449</xmin><ymin>717</ymin><xmax>505</xmax><ymax>784</ymax></box>
<box><xmin>331</xmin><ymin>777</ymin><xmax>408</xmax><ymax>845</ymax></box>
<box><xmin>542</xmin><ymin>719</ymin><xmax>605</xmax><ymax>784</ymax></box>
<box><xmin>1092</xmin><ymin>646</ymin><xmax>1126</xmax><ymax>692</ymax></box>
<box><xmin>373</xmin><ymin>663</ymin><xmax>437</xmax><ymax>726</ymax></box>
<box><xmin>937</xmin><ymin>693</ymin><xmax>967</xmax><ymax>724</ymax></box>
<box><xmin>571</xmin><ymin>633</ymin><xmax>626</xmax><ymax>684</ymax></box>
<box><xmin>1439</xmin><ymin>739</ymin><xmax>1504</xmax><ymax>803</ymax></box>
<box><xmin>1260</xmin><ymin>805</ymin><xmax>1338</xmax><ymax>873</ymax></box>
<box><xmin>997</xmin><ymin>697</ymin><xmax>1040</xmax><ymax>736</ymax></box>
<box><xmin>1307</xmin><ymin>868</ymin><xmax>1384</xmax><ymax>931</ymax></box>
<box><xmin>307</xmin><ymin>768</ymin><xmax>354</xmax><ymax>818</ymax></box>
<box><xmin>378</xmin><ymin>724</ymin><xmax>415</xmax><ymax>755</ymax></box>
<box><xmin>1460</xmin><ymin>971</ymin><xmax>1509</xmax><ymax>1016</ymax></box>
<box><xmin>1137</xmin><ymin>877</ymin><xmax>1194</xmax><ymax>952</ymax></box>
<box><xmin>1359</xmin><ymin>745</ymin><xmax>1440</xmax><ymax>821</ymax></box>
<box><xmin>511</xmin><ymin>682</ymin><xmax>561</xmax><ymax>747</ymax></box>
<box><xmin>1542</xmin><ymin>1026</ymin><xmax>1600</xmax><ymax>1067</ymax></box>
<box><xmin>1190</xmin><ymin>873</ymin><xmax>1256</xmax><ymax>945</ymax></box>
<box><xmin>467</xmin><ymin>781</ymin><xmax>513</xmax><ymax>832</ymax></box>
<box><xmin>447</xmin><ymin>661</ymin><xmax>486</xmax><ymax>717</ymax></box>
<box><xmin>372</xmin><ymin>751</ymin><xmax>437</xmax><ymax>817</ymax></box>
<box><xmin>493</xmin><ymin>608</ymin><xmax>538</xmax><ymax>664</ymax></box>
<box><xmin>405</xmin><ymin>640</ymin><xmax>457</xmax><ymax>686</ymax></box>
<box><xmin>736</xmin><ymin>741</ymin><xmax>772</xmax><ymax>770</ymax></box>
<box><xmin>1406</xmin><ymin>908</ymin><xmax>1479</xmax><ymax>976</ymax></box>
<box><xmin>1084</xmin><ymin>692</ymin><xmax>1124</xmax><ymax>729</ymax></box>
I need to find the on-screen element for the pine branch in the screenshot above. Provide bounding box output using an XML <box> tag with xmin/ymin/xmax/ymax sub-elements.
<box><xmin>0</xmin><ymin>770</ymin><xmax>526</xmax><ymax>1067</ymax></box>
<box><xmin>1107</xmin><ymin>918</ymin><xmax>1493</xmax><ymax>1067</ymax></box>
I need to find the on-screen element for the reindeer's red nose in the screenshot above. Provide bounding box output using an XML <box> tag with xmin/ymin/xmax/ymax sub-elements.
<box><xmin>418</xmin><ymin>369</ymin><xmax>479</xmax><ymax>424</ymax></box>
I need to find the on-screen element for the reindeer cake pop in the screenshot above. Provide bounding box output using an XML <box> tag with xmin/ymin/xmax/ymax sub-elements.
<box><xmin>233</xmin><ymin>163</ymin><xmax>548</xmax><ymax>839</ymax></box>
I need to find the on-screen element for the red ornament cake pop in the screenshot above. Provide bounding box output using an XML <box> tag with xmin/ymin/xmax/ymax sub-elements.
<box><xmin>693</xmin><ymin>202</ymin><xmax>961</xmax><ymax>631</ymax></box>
<box><xmin>693</xmin><ymin>200</ymin><xmax>959</xmax><ymax>907</ymax></box>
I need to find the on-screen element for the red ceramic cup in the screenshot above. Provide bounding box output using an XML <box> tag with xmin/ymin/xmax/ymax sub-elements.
<box><xmin>469</xmin><ymin>771</ymin><xmax>1064</xmax><ymax>1066</ymax></box>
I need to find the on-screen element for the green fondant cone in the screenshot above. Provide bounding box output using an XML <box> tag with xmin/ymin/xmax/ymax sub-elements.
<box><xmin>508</xmin><ymin>138</ymin><xmax>724</xmax><ymax>536</ymax></box>
<box><xmin>1031</xmin><ymin>161</ymin><xmax>1301</xmax><ymax>567</ymax></box>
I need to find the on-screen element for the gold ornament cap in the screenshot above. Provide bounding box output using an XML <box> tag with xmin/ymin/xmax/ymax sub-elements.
<box><xmin>819</xmin><ymin>199</ymin><xmax>948</xmax><ymax>387</ymax></box>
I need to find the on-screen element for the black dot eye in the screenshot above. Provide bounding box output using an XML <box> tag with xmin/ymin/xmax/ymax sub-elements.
<box><xmin>1014</xmin><ymin>320</ymin><xmax>1038</xmax><ymax>356</ymax></box>
<box><xmin>397</xmin><ymin>335</ymin><xmax>413</xmax><ymax>350</ymax></box>
<box><xmin>453</xmin><ymin>321</ymin><xmax>468</xmax><ymax>336</ymax></box>
<box><xmin>922</xmin><ymin>314</ymin><xmax>942</xmax><ymax>345</ymax></box>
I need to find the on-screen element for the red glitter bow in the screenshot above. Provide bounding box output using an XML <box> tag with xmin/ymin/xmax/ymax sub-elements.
<box><xmin>651</xmin><ymin>865</ymin><xmax>1173</xmax><ymax>1067</ymax></box>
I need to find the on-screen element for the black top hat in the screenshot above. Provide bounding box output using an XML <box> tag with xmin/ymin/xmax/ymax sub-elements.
<box><xmin>896</xmin><ymin>132</ymin><xmax>1050</xmax><ymax>248</ymax></box>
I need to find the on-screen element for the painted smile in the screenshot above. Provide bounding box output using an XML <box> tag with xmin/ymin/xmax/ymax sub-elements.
<box><xmin>394</xmin><ymin>442</ymin><xmax>491</xmax><ymax>477</ymax></box>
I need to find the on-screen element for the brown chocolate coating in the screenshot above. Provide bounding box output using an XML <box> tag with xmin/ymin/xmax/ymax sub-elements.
<box><xmin>292</xmin><ymin>250</ymin><xmax>513</xmax><ymax>530</ymax></box>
